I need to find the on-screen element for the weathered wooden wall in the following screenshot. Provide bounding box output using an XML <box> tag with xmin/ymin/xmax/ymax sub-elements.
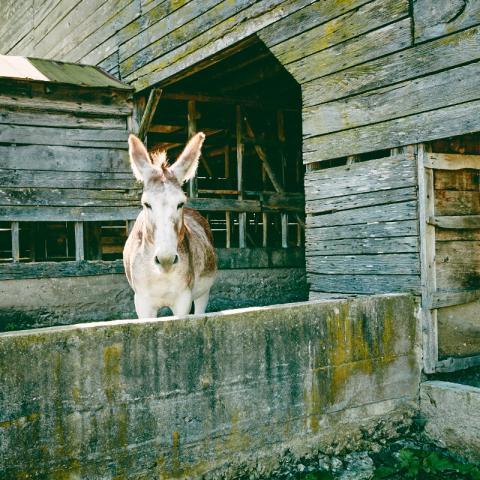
<box><xmin>0</xmin><ymin>78</ymin><xmax>135</xmax><ymax>222</ymax></box>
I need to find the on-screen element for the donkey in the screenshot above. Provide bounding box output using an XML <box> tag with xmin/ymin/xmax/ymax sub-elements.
<box><xmin>123</xmin><ymin>132</ymin><xmax>217</xmax><ymax>318</ymax></box>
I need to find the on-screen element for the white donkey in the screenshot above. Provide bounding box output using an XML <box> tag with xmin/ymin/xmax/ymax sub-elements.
<box><xmin>123</xmin><ymin>132</ymin><xmax>217</xmax><ymax>318</ymax></box>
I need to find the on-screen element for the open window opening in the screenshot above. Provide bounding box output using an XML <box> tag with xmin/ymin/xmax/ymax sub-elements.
<box><xmin>139</xmin><ymin>38</ymin><xmax>304</xmax><ymax>259</ymax></box>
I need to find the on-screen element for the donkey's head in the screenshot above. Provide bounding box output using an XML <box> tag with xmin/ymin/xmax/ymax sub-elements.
<box><xmin>128</xmin><ymin>132</ymin><xmax>205</xmax><ymax>271</ymax></box>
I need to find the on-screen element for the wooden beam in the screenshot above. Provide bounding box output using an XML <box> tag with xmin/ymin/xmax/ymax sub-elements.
<box><xmin>428</xmin><ymin>215</ymin><xmax>480</xmax><ymax>229</ymax></box>
<box><xmin>425</xmin><ymin>152</ymin><xmax>480</xmax><ymax>170</ymax></box>
<box><xmin>430</xmin><ymin>289</ymin><xmax>480</xmax><ymax>309</ymax></box>
<box><xmin>137</xmin><ymin>88</ymin><xmax>162</xmax><ymax>141</ymax></box>
<box><xmin>225</xmin><ymin>212</ymin><xmax>231</xmax><ymax>249</ymax></box>
<box><xmin>74</xmin><ymin>222</ymin><xmax>85</xmax><ymax>261</ymax></box>
<box><xmin>187</xmin><ymin>99</ymin><xmax>198</xmax><ymax>198</ymax></box>
<box><xmin>435</xmin><ymin>354</ymin><xmax>480</xmax><ymax>373</ymax></box>
<box><xmin>281</xmin><ymin>213</ymin><xmax>288</xmax><ymax>248</ymax></box>
<box><xmin>11</xmin><ymin>221</ymin><xmax>19</xmax><ymax>262</ymax></box>
<box><xmin>236</xmin><ymin>105</ymin><xmax>246</xmax><ymax>249</ymax></box>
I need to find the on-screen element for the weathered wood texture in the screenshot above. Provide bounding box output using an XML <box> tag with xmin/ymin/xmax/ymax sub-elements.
<box><xmin>305</xmin><ymin>153</ymin><xmax>420</xmax><ymax>295</ymax></box>
<box><xmin>0</xmin><ymin>77</ymin><xmax>135</xmax><ymax>222</ymax></box>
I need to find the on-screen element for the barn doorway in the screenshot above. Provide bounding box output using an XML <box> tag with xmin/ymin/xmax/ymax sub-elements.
<box><xmin>135</xmin><ymin>38</ymin><xmax>306</xmax><ymax>310</ymax></box>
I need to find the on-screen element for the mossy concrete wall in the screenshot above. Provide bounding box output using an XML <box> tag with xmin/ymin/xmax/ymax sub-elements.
<box><xmin>0</xmin><ymin>294</ymin><xmax>420</xmax><ymax>479</ymax></box>
<box><xmin>0</xmin><ymin>268</ymin><xmax>307</xmax><ymax>331</ymax></box>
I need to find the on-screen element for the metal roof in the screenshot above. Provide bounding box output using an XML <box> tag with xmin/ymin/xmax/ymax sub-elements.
<box><xmin>0</xmin><ymin>55</ymin><xmax>132</xmax><ymax>90</ymax></box>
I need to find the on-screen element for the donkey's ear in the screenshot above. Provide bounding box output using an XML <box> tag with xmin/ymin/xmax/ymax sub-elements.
<box><xmin>128</xmin><ymin>134</ymin><xmax>153</xmax><ymax>182</ymax></box>
<box><xmin>170</xmin><ymin>132</ymin><xmax>205</xmax><ymax>184</ymax></box>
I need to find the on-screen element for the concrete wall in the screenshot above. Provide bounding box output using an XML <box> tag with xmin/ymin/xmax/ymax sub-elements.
<box><xmin>0</xmin><ymin>268</ymin><xmax>307</xmax><ymax>331</ymax></box>
<box><xmin>420</xmin><ymin>381</ymin><xmax>480</xmax><ymax>463</ymax></box>
<box><xmin>0</xmin><ymin>294</ymin><xmax>420</xmax><ymax>479</ymax></box>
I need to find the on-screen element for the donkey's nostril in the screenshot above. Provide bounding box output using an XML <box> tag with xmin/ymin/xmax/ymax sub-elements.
<box><xmin>155</xmin><ymin>256</ymin><xmax>161</xmax><ymax>265</ymax></box>
<box><xmin>173</xmin><ymin>254</ymin><xmax>179</xmax><ymax>265</ymax></box>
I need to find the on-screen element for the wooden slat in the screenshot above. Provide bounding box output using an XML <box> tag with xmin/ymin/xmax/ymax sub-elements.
<box><xmin>304</xmin><ymin>154</ymin><xmax>416</xmax><ymax>200</ymax></box>
<box><xmin>307</xmin><ymin>201</ymin><xmax>418</xmax><ymax>229</ymax></box>
<box><xmin>281</xmin><ymin>213</ymin><xmax>288</xmax><ymax>248</ymax></box>
<box><xmin>0</xmin><ymin>124</ymin><xmax>127</xmax><ymax>148</ymax></box>
<box><xmin>302</xmin><ymin>24</ymin><xmax>480</xmax><ymax>107</ymax></box>
<box><xmin>435</xmin><ymin>169</ymin><xmax>479</xmax><ymax>191</ymax></box>
<box><xmin>74</xmin><ymin>222</ymin><xmax>85</xmax><ymax>261</ymax></box>
<box><xmin>270</xmin><ymin>0</ymin><xmax>408</xmax><ymax>66</ymax></box>
<box><xmin>11</xmin><ymin>221</ymin><xmax>19</xmax><ymax>262</ymax></box>
<box><xmin>414</xmin><ymin>0</ymin><xmax>480</xmax><ymax>43</ymax></box>
<box><xmin>286</xmin><ymin>18</ymin><xmax>411</xmax><ymax>84</ymax></box>
<box><xmin>435</xmin><ymin>190</ymin><xmax>480</xmax><ymax>216</ymax></box>
<box><xmin>425</xmin><ymin>152</ymin><xmax>480</xmax><ymax>170</ymax></box>
<box><xmin>307</xmin><ymin>253</ymin><xmax>420</xmax><ymax>276</ymax></box>
<box><xmin>303</xmin><ymin>61</ymin><xmax>480</xmax><ymax>138</ymax></box>
<box><xmin>428</xmin><ymin>215</ymin><xmax>480</xmax><ymax>229</ymax></box>
<box><xmin>431</xmin><ymin>289</ymin><xmax>480</xmax><ymax>309</ymax></box>
<box><xmin>306</xmin><ymin>236</ymin><xmax>418</xmax><ymax>256</ymax></box>
<box><xmin>308</xmin><ymin>273</ymin><xmax>420</xmax><ymax>294</ymax></box>
<box><xmin>303</xmin><ymin>99</ymin><xmax>480</xmax><ymax>164</ymax></box>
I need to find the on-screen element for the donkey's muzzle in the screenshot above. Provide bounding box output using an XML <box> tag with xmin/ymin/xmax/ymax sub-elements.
<box><xmin>155</xmin><ymin>254</ymin><xmax>179</xmax><ymax>271</ymax></box>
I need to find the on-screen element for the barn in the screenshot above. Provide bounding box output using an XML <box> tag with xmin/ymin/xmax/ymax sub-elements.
<box><xmin>0</xmin><ymin>1</ymin><xmax>479</xmax><ymax>477</ymax></box>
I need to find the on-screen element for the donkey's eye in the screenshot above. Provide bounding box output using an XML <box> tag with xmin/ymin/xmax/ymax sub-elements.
<box><xmin>143</xmin><ymin>202</ymin><xmax>152</xmax><ymax>209</ymax></box>
<box><xmin>177</xmin><ymin>202</ymin><xmax>185</xmax><ymax>209</ymax></box>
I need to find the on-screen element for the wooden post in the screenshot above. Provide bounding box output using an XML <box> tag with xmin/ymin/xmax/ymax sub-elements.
<box><xmin>74</xmin><ymin>221</ymin><xmax>85</xmax><ymax>261</ymax></box>
<box><xmin>127</xmin><ymin>220</ymin><xmax>136</xmax><ymax>234</ymax></box>
<box><xmin>137</xmin><ymin>88</ymin><xmax>162</xmax><ymax>141</ymax></box>
<box><xmin>225</xmin><ymin>212</ymin><xmax>231</xmax><ymax>248</ymax></box>
<box><xmin>224</xmin><ymin>144</ymin><xmax>230</xmax><ymax>179</ymax></box>
<box><xmin>281</xmin><ymin>213</ymin><xmax>288</xmax><ymax>248</ymax></box>
<box><xmin>417</xmin><ymin>143</ymin><xmax>438</xmax><ymax>373</ymax></box>
<box><xmin>11</xmin><ymin>221</ymin><xmax>19</xmax><ymax>262</ymax></box>
<box><xmin>236</xmin><ymin>105</ymin><xmax>246</xmax><ymax>248</ymax></box>
<box><xmin>262</xmin><ymin>212</ymin><xmax>268</xmax><ymax>247</ymax></box>
<box><xmin>188</xmin><ymin>100</ymin><xmax>198</xmax><ymax>198</ymax></box>
<box><xmin>277</xmin><ymin>110</ymin><xmax>286</xmax><ymax>186</ymax></box>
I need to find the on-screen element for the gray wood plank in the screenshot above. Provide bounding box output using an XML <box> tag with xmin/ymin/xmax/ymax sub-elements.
<box><xmin>305</xmin><ymin>219</ymin><xmax>419</xmax><ymax>242</ymax></box>
<box><xmin>429</xmin><ymin>215</ymin><xmax>480</xmax><ymax>229</ymax></box>
<box><xmin>0</xmin><ymin>108</ymin><xmax>127</xmax><ymax>130</ymax></box>
<box><xmin>270</xmin><ymin>0</ymin><xmax>408</xmax><ymax>66</ymax></box>
<box><xmin>0</xmin><ymin>145</ymin><xmax>131</xmax><ymax>172</ymax></box>
<box><xmin>307</xmin><ymin>253</ymin><xmax>420</xmax><ymax>275</ymax></box>
<box><xmin>414</xmin><ymin>0</ymin><xmax>480</xmax><ymax>43</ymax></box>
<box><xmin>431</xmin><ymin>289</ymin><xmax>480</xmax><ymax>309</ymax></box>
<box><xmin>303</xmin><ymin>61</ymin><xmax>480</xmax><ymax>137</ymax></box>
<box><xmin>303</xmin><ymin>99</ymin><xmax>480</xmax><ymax>163</ymax></box>
<box><xmin>304</xmin><ymin>154</ymin><xmax>416</xmax><ymax>200</ymax></box>
<box><xmin>308</xmin><ymin>272</ymin><xmax>420</xmax><ymax>294</ymax></box>
<box><xmin>303</xmin><ymin>24</ymin><xmax>480</xmax><ymax>107</ymax></box>
<box><xmin>286</xmin><ymin>18</ymin><xmax>412</xmax><ymax>84</ymax></box>
<box><xmin>0</xmin><ymin>206</ymin><xmax>141</xmax><ymax>222</ymax></box>
<box><xmin>306</xmin><ymin>187</ymin><xmax>417</xmax><ymax>215</ymax></box>
<box><xmin>0</xmin><ymin>124</ymin><xmax>128</xmax><ymax>148</ymax></box>
<box><xmin>306</xmin><ymin>236</ymin><xmax>418</xmax><ymax>256</ymax></box>
<box><xmin>307</xmin><ymin>201</ymin><xmax>418</xmax><ymax>229</ymax></box>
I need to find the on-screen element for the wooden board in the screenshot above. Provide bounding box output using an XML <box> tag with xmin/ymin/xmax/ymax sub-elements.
<box><xmin>425</xmin><ymin>153</ymin><xmax>480</xmax><ymax>170</ymax></box>
<box><xmin>303</xmin><ymin>99</ymin><xmax>480</xmax><ymax>163</ymax></box>
<box><xmin>303</xmin><ymin>61</ymin><xmax>480</xmax><ymax>137</ymax></box>
<box><xmin>414</xmin><ymin>0</ymin><xmax>480</xmax><ymax>43</ymax></box>
<box><xmin>286</xmin><ymin>18</ymin><xmax>412</xmax><ymax>84</ymax></box>
<box><xmin>302</xmin><ymin>24</ymin><xmax>480</xmax><ymax>106</ymax></box>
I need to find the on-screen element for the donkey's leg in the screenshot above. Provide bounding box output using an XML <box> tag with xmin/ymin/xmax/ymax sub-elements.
<box><xmin>172</xmin><ymin>290</ymin><xmax>193</xmax><ymax>317</ymax></box>
<box><xmin>194</xmin><ymin>291</ymin><xmax>210</xmax><ymax>314</ymax></box>
<box><xmin>134</xmin><ymin>293</ymin><xmax>157</xmax><ymax>319</ymax></box>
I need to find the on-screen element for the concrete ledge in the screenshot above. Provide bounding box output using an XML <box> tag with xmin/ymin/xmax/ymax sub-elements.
<box><xmin>421</xmin><ymin>381</ymin><xmax>480</xmax><ymax>462</ymax></box>
<box><xmin>0</xmin><ymin>294</ymin><xmax>420</xmax><ymax>479</ymax></box>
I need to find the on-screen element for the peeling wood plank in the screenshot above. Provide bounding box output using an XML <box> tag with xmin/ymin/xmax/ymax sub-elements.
<box><xmin>303</xmin><ymin>61</ymin><xmax>480</xmax><ymax>137</ymax></box>
<box><xmin>305</xmin><ymin>154</ymin><xmax>416</xmax><ymax>200</ymax></box>
<box><xmin>414</xmin><ymin>0</ymin><xmax>480</xmax><ymax>43</ymax></box>
<box><xmin>303</xmin><ymin>99</ymin><xmax>480</xmax><ymax>164</ymax></box>
<box><xmin>306</xmin><ymin>236</ymin><xmax>418</xmax><ymax>256</ymax></box>
<box><xmin>425</xmin><ymin>152</ymin><xmax>480</xmax><ymax>170</ymax></box>
<box><xmin>270</xmin><ymin>0</ymin><xmax>408</xmax><ymax>66</ymax></box>
<box><xmin>305</xmin><ymin>220</ymin><xmax>419</xmax><ymax>242</ymax></box>
<box><xmin>308</xmin><ymin>272</ymin><xmax>420</xmax><ymax>294</ymax></box>
<box><xmin>303</xmin><ymin>24</ymin><xmax>480</xmax><ymax>107</ymax></box>
<box><xmin>307</xmin><ymin>201</ymin><xmax>418</xmax><ymax>229</ymax></box>
<box><xmin>287</xmin><ymin>18</ymin><xmax>412</xmax><ymax>84</ymax></box>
